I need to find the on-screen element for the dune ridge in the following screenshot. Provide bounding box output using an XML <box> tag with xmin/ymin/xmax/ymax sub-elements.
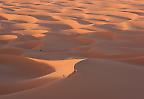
<box><xmin>0</xmin><ymin>54</ymin><xmax>84</xmax><ymax>95</ymax></box>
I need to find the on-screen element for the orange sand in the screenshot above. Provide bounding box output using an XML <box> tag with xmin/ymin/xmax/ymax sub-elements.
<box><xmin>0</xmin><ymin>0</ymin><xmax>144</xmax><ymax>99</ymax></box>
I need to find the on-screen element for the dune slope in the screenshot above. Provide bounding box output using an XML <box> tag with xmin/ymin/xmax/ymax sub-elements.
<box><xmin>0</xmin><ymin>0</ymin><xmax>144</xmax><ymax>99</ymax></box>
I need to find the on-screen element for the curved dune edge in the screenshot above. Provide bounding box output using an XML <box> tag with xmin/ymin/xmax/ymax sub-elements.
<box><xmin>0</xmin><ymin>59</ymin><xmax>144</xmax><ymax>99</ymax></box>
<box><xmin>0</xmin><ymin>54</ymin><xmax>85</xmax><ymax>95</ymax></box>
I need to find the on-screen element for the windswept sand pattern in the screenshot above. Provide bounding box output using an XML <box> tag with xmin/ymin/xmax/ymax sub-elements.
<box><xmin>0</xmin><ymin>0</ymin><xmax>144</xmax><ymax>98</ymax></box>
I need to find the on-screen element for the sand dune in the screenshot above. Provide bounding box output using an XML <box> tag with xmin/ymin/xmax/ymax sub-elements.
<box><xmin>0</xmin><ymin>0</ymin><xmax>144</xmax><ymax>99</ymax></box>
<box><xmin>0</xmin><ymin>59</ymin><xmax>144</xmax><ymax>99</ymax></box>
<box><xmin>0</xmin><ymin>54</ymin><xmax>84</xmax><ymax>95</ymax></box>
<box><xmin>0</xmin><ymin>35</ymin><xmax>17</xmax><ymax>41</ymax></box>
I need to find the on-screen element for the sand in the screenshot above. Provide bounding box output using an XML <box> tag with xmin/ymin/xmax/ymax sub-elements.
<box><xmin>0</xmin><ymin>0</ymin><xmax>144</xmax><ymax>99</ymax></box>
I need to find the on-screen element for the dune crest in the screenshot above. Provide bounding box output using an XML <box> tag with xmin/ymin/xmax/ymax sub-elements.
<box><xmin>30</xmin><ymin>58</ymin><xmax>85</xmax><ymax>78</ymax></box>
<box><xmin>0</xmin><ymin>54</ymin><xmax>84</xmax><ymax>95</ymax></box>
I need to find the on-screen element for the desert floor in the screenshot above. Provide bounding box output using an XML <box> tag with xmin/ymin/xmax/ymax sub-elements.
<box><xmin>0</xmin><ymin>0</ymin><xmax>144</xmax><ymax>99</ymax></box>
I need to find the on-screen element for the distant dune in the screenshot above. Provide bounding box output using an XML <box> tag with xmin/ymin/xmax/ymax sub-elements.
<box><xmin>0</xmin><ymin>0</ymin><xmax>144</xmax><ymax>99</ymax></box>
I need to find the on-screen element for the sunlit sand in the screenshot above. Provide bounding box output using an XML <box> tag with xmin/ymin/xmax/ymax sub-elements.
<box><xmin>0</xmin><ymin>0</ymin><xmax>144</xmax><ymax>99</ymax></box>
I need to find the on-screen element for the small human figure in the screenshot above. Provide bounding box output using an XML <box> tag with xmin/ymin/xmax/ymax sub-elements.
<box><xmin>74</xmin><ymin>69</ymin><xmax>78</xmax><ymax>73</ymax></box>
